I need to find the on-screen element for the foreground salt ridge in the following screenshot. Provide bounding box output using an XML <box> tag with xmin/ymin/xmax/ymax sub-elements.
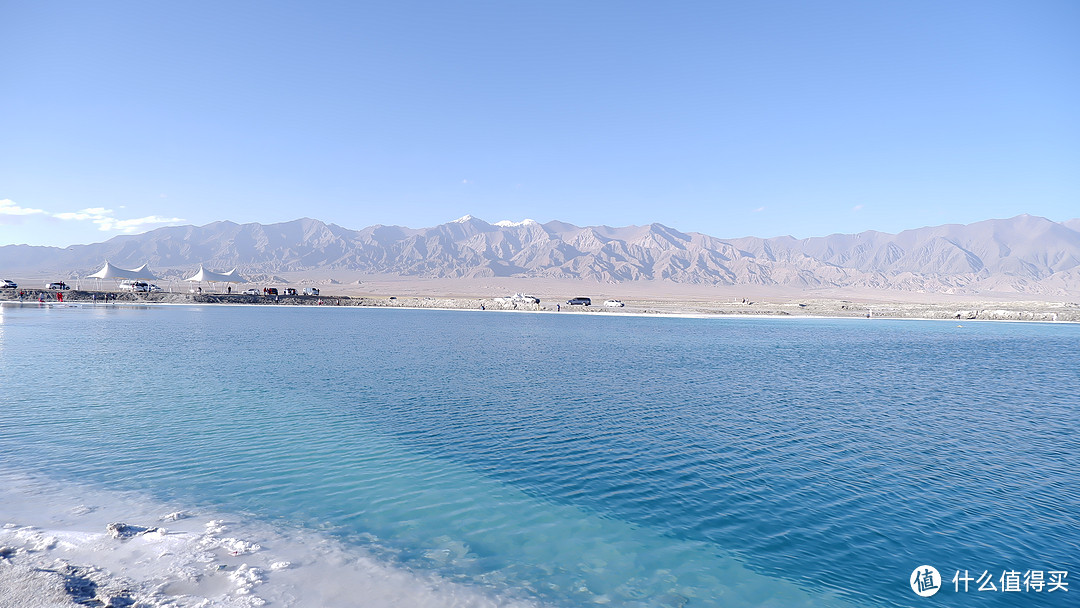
<box><xmin>0</xmin><ymin>471</ymin><xmax>538</xmax><ymax>608</ymax></box>
<box><xmin>0</xmin><ymin>464</ymin><xmax>861</xmax><ymax>608</ymax></box>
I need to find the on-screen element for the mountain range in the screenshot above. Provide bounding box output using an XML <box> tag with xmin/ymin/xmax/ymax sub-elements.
<box><xmin>3</xmin><ymin>214</ymin><xmax>1080</xmax><ymax>295</ymax></box>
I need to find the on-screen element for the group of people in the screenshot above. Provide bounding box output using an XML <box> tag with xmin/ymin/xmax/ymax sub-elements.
<box><xmin>16</xmin><ymin>290</ymin><xmax>67</xmax><ymax>303</ymax></box>
<box><xmin>11</xmin><ymin>290</ymin><xmax>125</xmax><ymax>304</ymax></box>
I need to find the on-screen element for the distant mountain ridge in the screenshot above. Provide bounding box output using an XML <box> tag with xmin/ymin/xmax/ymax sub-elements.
<box><xmin>3</xmin><ymin>214</ymin><xmax>1080</xmax><ymax>295</ymax></box>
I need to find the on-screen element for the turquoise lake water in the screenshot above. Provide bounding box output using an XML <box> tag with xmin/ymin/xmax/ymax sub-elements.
<box><xmin>0</xmin><ymin>304</ymin><xmax>1077</xmax><ymax>607</ymax></box>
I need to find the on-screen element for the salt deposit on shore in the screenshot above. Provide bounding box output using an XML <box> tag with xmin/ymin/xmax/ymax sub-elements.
<box><xmin>0</xmin><ymin>470</ymin><xmax>536</xmax><ymax>608</ymax></box>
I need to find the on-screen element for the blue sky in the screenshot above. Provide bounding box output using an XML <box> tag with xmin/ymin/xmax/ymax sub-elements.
<box><xmin>1</xmin><ymin>1</ymin><xmax>1077</xmax><ymax>247</ymax></box>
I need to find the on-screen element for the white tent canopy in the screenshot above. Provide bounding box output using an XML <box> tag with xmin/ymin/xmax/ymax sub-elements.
<box><xmin>87</xmin><ymin>261</ymin><xmax>160</xmax><ymax>280</ymax></box>
<box><xmin>183</xmin><ymin>266</ymin><xmax>245</xmax><ymax>283</ymax></box>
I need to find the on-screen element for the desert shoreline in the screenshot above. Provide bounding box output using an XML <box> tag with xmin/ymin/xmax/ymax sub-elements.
<box><xmin>3</xmin><ymin>289</ymin><xmax>1078</xmax><ymax>323</ymax></box>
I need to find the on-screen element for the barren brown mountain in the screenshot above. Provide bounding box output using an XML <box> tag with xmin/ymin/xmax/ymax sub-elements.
<box><xmin>3</xmin><ymin>214</ymin><xmax>1079</xmax><ymax>296</ymax></box>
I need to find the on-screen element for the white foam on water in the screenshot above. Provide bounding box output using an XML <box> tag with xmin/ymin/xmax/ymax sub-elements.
<box><xmin>0</xmin><ymin>469</ymin><xmax>539</xmax><ymax>608</ymax></box>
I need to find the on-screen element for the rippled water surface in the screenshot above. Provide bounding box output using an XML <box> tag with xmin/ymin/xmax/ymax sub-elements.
<box><xmin>1</xmin><ymin>304</ymin><xmax>1077</xmax><ymax>607</ymax></box>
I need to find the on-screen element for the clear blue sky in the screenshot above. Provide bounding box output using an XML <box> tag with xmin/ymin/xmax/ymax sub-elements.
<box><xmin>2</xmin><ymin>1</ymin><xmax>1077</xmax><ymax>246</ymax></box>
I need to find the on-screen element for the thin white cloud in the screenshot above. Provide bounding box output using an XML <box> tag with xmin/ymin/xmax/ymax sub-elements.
<box><xmin>107</xmin><ymin>215</ymin><xmax>185</xmax><ymax>232</ymax></box>
<box><xmin>753</xmin><ymin>206</ymin><xmax>766</xmax><ymax>213</ymax></box>
<box><xmin>53</xmin><ymin>206</ymin><xmax>184</xmax><ymax>232</ymax></box>
<box><xmin>0</xmin><ymin>198</ymin><xmax>48</xmax><ymax>216</ymax></box>
<box><xmin>0</xmin><ymin>198</ymin><xmax>184</xmax><ymax>236</ymax></box>
<box><xmin>53</xmin><ymin>207</ymin><xmax>113</xmax><ymax>222</ymax></box>
<box><xmin>852</xmin><ymin>204</ymin><xmax>865</xmax><ymax>212</ymax></box>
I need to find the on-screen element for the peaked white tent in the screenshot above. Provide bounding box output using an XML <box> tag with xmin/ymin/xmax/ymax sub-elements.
<box><xmin>84</xmin><ymin>261</ymin><xmax>160</xmax><ymax>294</ymax></box>
<box><xmin>183</xmin><ymin>266</ymin><xmax>245</xmax><ymax>293</ymax></box>
<box><xmin>87</xmin><ymin>261</ymin><xmax>160</xmax><ymax>280</ymax></box>
<box><xmin>183</xmin><ymin>266</ymin><xmax>244</xmax><ymax>283</ymax></box>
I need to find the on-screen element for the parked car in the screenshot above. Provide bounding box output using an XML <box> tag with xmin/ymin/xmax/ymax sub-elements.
<box><xmin>242</xmin><ymin>288</ymin><xmax>260</xmax><ymax>295</ymax></box>
<box><xmin>46</xmin><ymin>281</ymin><xmax>71</xmax><ymax>290</ymax></box>
<box><xmin>495</xmin><ymin>293</ymin><xmax>539</xmax><ymax>304</ymax></box>
<box><xmin>265</xmin><ymin>288</ymin><xmax>279</xmax><ymax>296</ymax></box>
<box><xmin>148</xmin><ymin>284</ymin><xmax>163</xmax><ymax>292</ymax></box>
<box><xmin>604</xmin><ymin>299</ymin><xmax>625</xmax><ymax>307</ymax></box>
<box><xmin>119</xmin><ymin>280</ymin><xmax>150</xmax><ymax>292</ymax></box>
<box><xmin>303</xmin><ymin>287</ymin><xmax>320</xmax><ymax>296</ymax></box>
<box><xmin>282</xmin><ymin>288</ymin><xmax>298</xmax><ymax>296</ymax></box>
<box><xmin>1</xmin><ymin>279</ymin><xmax>16</xmax><ymax>289</ymax></box>
<box><xmin>566</xmin><ymin>297</ymin><xmax>592</xmax><ymax>306</ymax></box>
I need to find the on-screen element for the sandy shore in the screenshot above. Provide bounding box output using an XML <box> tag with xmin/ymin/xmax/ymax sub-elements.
<box><xmin>3</xmin><ymin>289</ymin><xmax>1079</xmax><ymax>322</ymax></box>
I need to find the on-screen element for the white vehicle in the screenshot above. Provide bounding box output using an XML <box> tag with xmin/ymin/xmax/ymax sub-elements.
<box><xmin>604</xmin><ymin>299</ymin><xmax>625</xmax><ymax>307</ymax></box>
<box><xmin>303</xmin><ymin>287</ymin><xmax>320</xmax><ymax>296</ymax></box>
<box><xmin>118</xmin><ymin>280</ymin><xmax>150</xmax><ymax>292</ymax></box>
<box><xmin>1</xmin><ymin>279</ymin><xmax>17</xmax><ymax>289</ymax></box>
<box><xmin>242</xmin><ymin>288</ymin><xmax>260</xmax><ymax>295</ymax></box>
<box><xmin>46</xmin><ymin>281</ymin><xmax>71</xmax><ymax>290</ymax></box>
<box><xmin>497</xmin><ymin>293</ymin><xmax>540</xmax><ymax>304</ymax></box>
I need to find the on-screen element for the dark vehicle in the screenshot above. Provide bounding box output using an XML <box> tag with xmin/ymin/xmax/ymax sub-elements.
<box><xmin>265</xmin><ymin>288</ymin><xmax>279</xmax><ymax>296</ymax></box>
<box><xmin>282</xmin><ymin>288</ymin><xmax>298</xmax><ymax>296</ymax></box>
<box><xmin>566</xmin><ymin>297</ymin><xmax>592</xmax><ymax>306</ymax></box>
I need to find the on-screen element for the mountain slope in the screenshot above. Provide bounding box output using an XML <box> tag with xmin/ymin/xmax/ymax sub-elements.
<box><xmin>3</xmin><ymin>214</ymin><xmax>1079</xmax><ymax>295</ymax></box>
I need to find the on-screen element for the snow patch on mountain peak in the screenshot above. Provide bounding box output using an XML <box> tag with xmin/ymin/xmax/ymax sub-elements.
<box><xmin>494</xmin><ymin>219</ymin><xmax>538</xmax><ymax>227</ymax></box>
